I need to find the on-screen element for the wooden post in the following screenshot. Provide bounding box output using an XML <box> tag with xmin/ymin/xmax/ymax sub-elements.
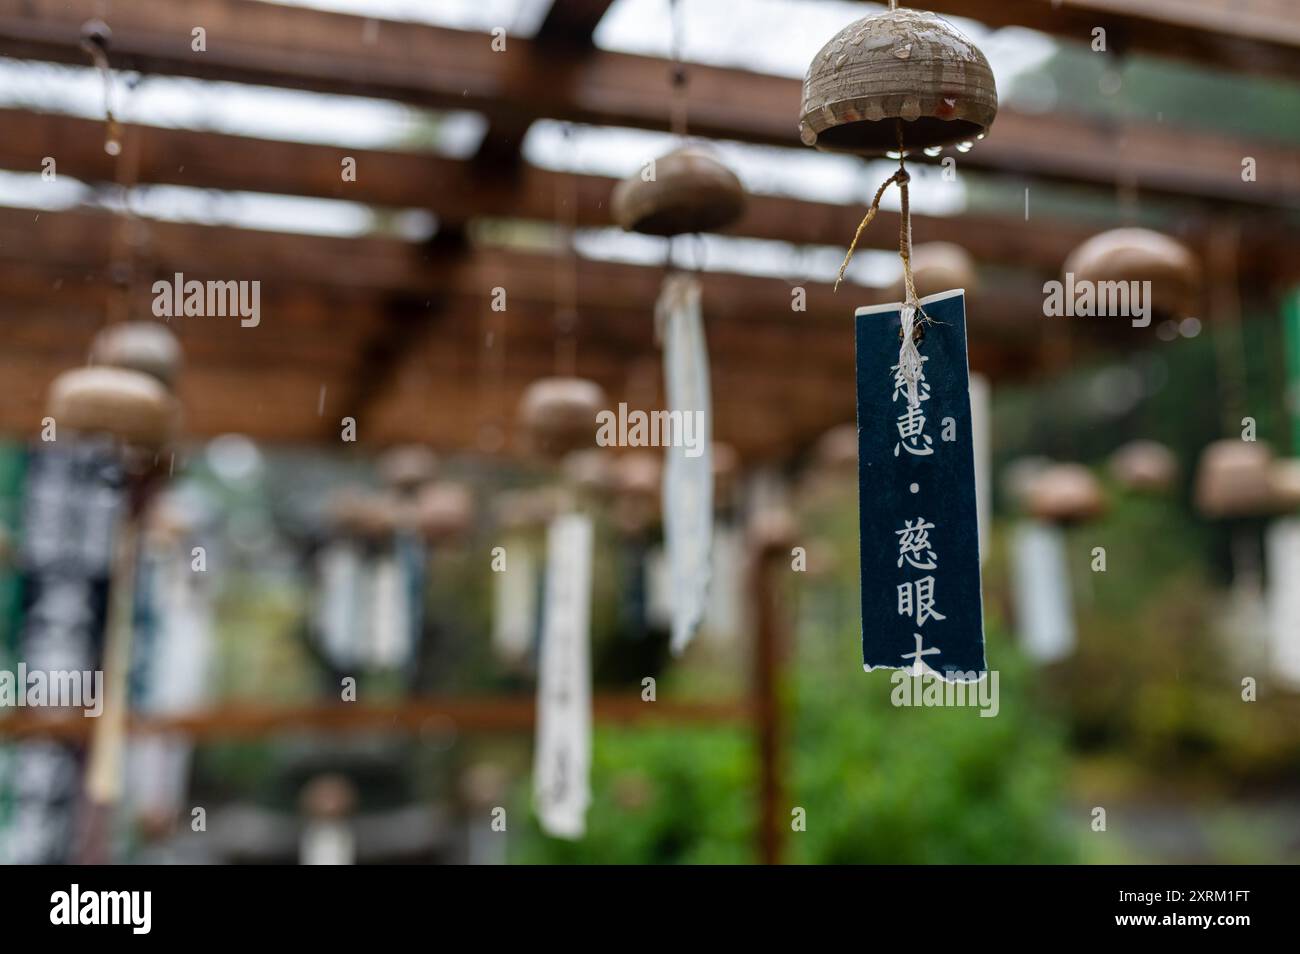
<box><xmin>748</xmin><ymin>506</ymin><xmax>795</xmax><ymax>866</ymax></box>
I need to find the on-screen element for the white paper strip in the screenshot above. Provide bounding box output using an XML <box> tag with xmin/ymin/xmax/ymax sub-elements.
<box><xmin>492</xmin><ymin>534</ymin><xmax>538</xmax><ymax>664</ymax></box>
<box><xmin>316</xmin><ymin>542</ymin><xmax>362</xmax><ymax>668</ymax></box>
<box><xmin>369</xmin><ymin>555</ymin><xmax>409</xmax><ymax>668</ymax></box>
<box><xmin>657</xmin><ymin>273</ymin><xmax>713</xmax><ymax>655</ymax></box>
<box><xmin>533</xmin><ymin>512</ymin><xmax>593</xmax><ymax>839</ymax></box>
<box><xmin>1266</xmin><ymin>518</ymin><xmax>1300</xmax><ymax>688</ymax></box>
<box><xmin>969</xmin><ymin>372</ymin><xmax>991</xmax><ymax>564</ymax></box>
<box><xmin>1011</xmin><ymin>520</ymin><xmax>1075</xmax><ymax>663</ymax></box>
<box><xmin>703</xmin><ymin>525</ymin><xmax>743</xmax><ymax>648</ymax></box>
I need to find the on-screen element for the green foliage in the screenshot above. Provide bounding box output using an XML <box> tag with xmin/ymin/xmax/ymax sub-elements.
<box><xmin>511</xmin><ymin>725</ymin><xmax>756</xmax><ymax>864</ymax></box>
<box><xmin>787</xmin><ymin>628</ymin><xmax>1075</xmax><ymax>864</ymax></box>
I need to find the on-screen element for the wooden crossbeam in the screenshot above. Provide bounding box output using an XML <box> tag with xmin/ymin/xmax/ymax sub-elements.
<box><xmin>0</xmin><ymin>1</ymin><xmax>1295</xmax><ymax>209</ymax></box>
<box><xmin>0</xmin><ymin>205</ymin><xmax>1054</xmax><ymax>333</ymax></box>
<box><xmin>0</xmin><ymin>695</ymin><xmax>752</xmax><ymax>742</ymax></box>
<box><xmin>0</xmin><ymin>108</ymin><xmax>1097</xmax><ymax>273</ymax></box>
<box><xmin>926</xmin><ymin>0</ymin><xmax>1300</xmax><ymax>82</ymax></box>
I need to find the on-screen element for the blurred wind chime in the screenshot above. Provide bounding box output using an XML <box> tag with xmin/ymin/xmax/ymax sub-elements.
<box><xmin>0</xmin><ymin>19</ymin><xmax>188</xmax><ymax>864</ymax></box>
<box><xmin>516</xmin><ymin>130</ymin><xmax>608</xmax><ymax>838</ymax></box>
<box><xmin>800</xmin><ymin>2</ymin><xmax>994</xmax><ymax>679</ymax></box>
<box><xmin>610</xmin><ymin>0</ymin><xmax>745</xmax><ymax>657</ymax></box>
<box><xmin>1009</xmin><ymin>462</ymin><xmax>1107</xmax><ymax>663</ymax></box>
<box><xmin>1191</xmin><ymin>228</ymin><xmax>1300</xmax><ymax>683</ymax></box>
<box><xmin>314</xmin><ymin>448</ymin><xmax>471</xmax><ymax>686</ymax></box>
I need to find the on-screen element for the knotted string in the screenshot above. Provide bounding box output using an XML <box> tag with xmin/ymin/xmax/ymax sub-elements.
<box><xmin>835</xmin><ymin>122</ymin><xmax>928</xmax><ymax>406</ymax></box>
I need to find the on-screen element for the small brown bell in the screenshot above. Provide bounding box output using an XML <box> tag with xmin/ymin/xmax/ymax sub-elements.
<box><xmin>90</xmin><ymin>321</ymin><xmax>183</xmax><ymax>389</ymax></box>
<box><xmin>885</xmin><ymin>242</ymin><xmax>977</xmax><ymax>300</ymax></box>
<box><xmin>377</xmin><ymin>445</ymin><xmax>439</xmax><ymax>494</ymax></box>
<box><xmin>1109</xmin><ymin>439</ymin><xmax>1179</xmax><ymax>493</ymax></box>
<box><xmin>46</xmin><ymin>366</ymin><xmax>178</xmax><ymax>450</ymax></box>
<box><xmin>1063</xmin><ymin>228</ymin><xmax>1199</xmax><ymax>321</ymax></box>
<box><xmin>1025</xmin><ymin>463</ymin><xmax>1107</xmax><ymax>525</ymax></box>
<box><xmin>611</xmin><ymin>146</ymin><xmax>746</xmax><ymax>236</ymax></box>
<box><xmin>1194</xmin><ymin>439</ymin><xmax>1275</xmax><ymax>518</ymax></box>
<box><xmin>518</xmin><ymin>377</ymin><xmax>607</xmax><ymax>460</ymax></box>
<box><xmin>814</xmin><ymin>423</ymin><xmax>859</xmax><ymax>477</ymax></box>
<box><xmin>563</xmin><ymin>449</ymin><xmax>616</xmax><ymax>498</ymax></box>
<box><xmin>800</xmin><ymin>8</ymin><xmax>998</xmax><ymax>155</ymax></box>
<box><xmin>328</xmin><ymin>489</ymin><xmax>398</xmax><ymax>540</ymax></box>
<box><xmin>611</xmin><ymin>451</ymin><xmax>661</xmax><ymax>534</ymax></box>
<box><xmin>1270</xmin><ymin>459</ymin><xmax>1300</xmax><ymax>512</ymax></box>
<box><xmin>415</xmin><ymin>481</ymin><xmax>475</xmax><ymax>543</ymax></box>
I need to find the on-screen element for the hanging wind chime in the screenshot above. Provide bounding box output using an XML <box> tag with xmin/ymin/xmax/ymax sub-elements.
<box><xmin>1011</xmin><ymin>463</ymin><xmax>1107</xmax><ymax>664</ymax></box>
<box><xmin>800</xmin><ymin>2</ymin><xmax>996</xmax><ymax>679</ymax></box>
<box><xmin>518</xmin><ymin>375</ymin><xmax>606</xmax><ymax>840</ymax></box>
<box><xmin>609</xmin><ymin>0</ymin><xmax>745</xmax><ymax>657</ymax></box>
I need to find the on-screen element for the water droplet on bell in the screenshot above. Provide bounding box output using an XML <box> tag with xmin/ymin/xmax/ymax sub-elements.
<box><xmin>923</xmin><ymin>146</ymin><xmax>942</xmax><ymax>157</ymax></box>
<box><xmin>885</xmin><ymin>150</ymin><xmax>902</xmax><ymax>161</ymax></box>
<box><xmin>956</xmin><ymin>141</ymin><xmax>974</xmax><ymax>153</ymax></box>
<box><xmin>798</xmin><ymin>122</ymin><xmax>817</xmax><ymax>147</ymax></box>
<box><xmin>976</xmin><ymin>133</ymin><xmax>987</xmax><ymax>141</ymax></box>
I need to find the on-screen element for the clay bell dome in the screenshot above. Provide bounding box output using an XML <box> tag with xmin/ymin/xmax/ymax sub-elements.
<box><xmin>518</xmin><ymin>377</ymin><xmax>606</xmax><ymax>459</ymax></box>
<box><xmin>90</xmin><ymin>321</ymin><xmax>183</xmax><ymax>389</ymax></box>
<box><xmin>1025</xmin><ymin>463</ymin><xmax>1107</xmax><ymax>524</ymax></box>
<box><xmin>1063</xmin><ymin>228</ymin><xmax>1199</xmax><ymax>320</ymax></box>
<box><xmin>415</xmin><ymin>481</ymin><xmax>475</xmax><ymax>542</ymax></box>
<box><xmin>1109</xmin><ymin>440</ymin><xmax>1178</xmax><ymax>493</ymax></box>
<box><xmin>800</xmin><ymin>9</ymin><xmax>998</xmax><ymax>155</ymax></box>
<box><xmin>886</xmin><ymin>241</ymin><xmax>977</xmax><ymax>300</ymax></box>
<box><xmin>1270</xmin><ymin>459</ymin><xmax>1300</xmax><ymax>512</ymax></box>
<box><xmin>327</xmin><ymin>489</ymin><xmax>398</xmax><ymax>540</ymax></box>
<box><xmin>611</xmin><ymin>146</ymin><xmax>745</xmax><ymax>236</ymax></box>
<box><xmin>46</xmin><ymin>366</ymin><xmax>177</xmax><ymax>449</ymax></box>
<box><xmin>563</xmin><ymin>449</ymin><xmax>616</xmax><ymax>497</ymax></box>
<box><xmin>1194</xmin><ymin>439</ymin><xmax>1275</xmax><ymax>518</ymax></box>
<box><xmin>377</xmin><ymin>445</ymin><xmax>438</xmax><ymax>494</ymax></box>
<box><xmin>814</xmin><ymin>423</ymin><xmax>859</xmax><ymax>477</ymax></box>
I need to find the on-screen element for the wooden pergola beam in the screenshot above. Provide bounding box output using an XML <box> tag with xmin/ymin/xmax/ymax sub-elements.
<box><xmin>0</xmin><ymin>205</ymin><xmax>1055</xmax><ymax>334</ymax></box>
<box><xmin>0</xmin><ymin>1</ymin><xmax>1295</xmax><ymax>208</ymax></box>
<box><xmin>0</xmin><ymin>108</ymin><xmax>1097</xmax><ymax>272</ymax></box>
<box><xmin>926</xmin><ymin>0</ymin><xmax>1300</xmax><ymax>82</ymax></box>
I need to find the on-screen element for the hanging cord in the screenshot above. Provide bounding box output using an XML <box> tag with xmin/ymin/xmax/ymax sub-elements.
<box><xmin>835</xmin><ymin>122</ymin><xmax>927</xmax><ymax>405</ymax></box>
<box><xmin>81</xmin><ymin>20</ymin><xmax>121</xmax><ymax>156</ymax></box>
<box><xmin>554</xmin><ymin>123</ymin><xmax>580</xmax><ymax>376</ymax></box>
<box><xmin>83</xmin><ymin>18</ymin><xmax>144</xmax><ymax>328</ymax></box>
<box><xmin>668</xmin><ymin>0</ymin><xmax>688</xmax><ymax>139</ymax></box>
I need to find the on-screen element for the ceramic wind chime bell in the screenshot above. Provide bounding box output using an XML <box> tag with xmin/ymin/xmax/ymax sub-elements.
<box><xmin>611</xmin><ymin>146</ymin><xmax>746</xmax><ymax>237</ymax></box>
<box><xmin>800</xmin><ymin>5</ymin><xmax>998</xmax><ymax>156</ymax></box>
<box><xmin>1109</xmin><ymin>439</ymin><xmax>1179</xmax><ymax>494</ymax></box>
<box><xmin>46</xmin><ymin>366</ymin><xmax>178</xmax><ymax>451</ymax></box>
<box><xmin>90</xmin><ymin>320</ymin><xmax>183</xmax><ymax>390</ymax></box>
<box><xmin>1064</xmin><ymin>228</ymin><xmax>1200</xmax><ymax>321</ymax></box>
<box><xmin>518</xmin><ymin>377</ymin><xmax>607</xmax><ymax>461</ymax></box>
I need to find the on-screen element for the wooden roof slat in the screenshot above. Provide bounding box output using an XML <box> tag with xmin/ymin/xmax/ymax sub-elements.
<box><xmin>926</xmin><ymin>0</ymin><xmax>1300</xmax><ymax>82</ymax></box>
<box><xmin>0</xmin><ymin>1</ymin><xmax>1296</xmax><ymax>208</ymax></box>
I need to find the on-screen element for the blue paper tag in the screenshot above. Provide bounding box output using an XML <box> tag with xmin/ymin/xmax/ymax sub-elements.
<box><xmin>855</xmin><ymin>290</ymin><xmax>986</xmax><ymax>679</ymax></box>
